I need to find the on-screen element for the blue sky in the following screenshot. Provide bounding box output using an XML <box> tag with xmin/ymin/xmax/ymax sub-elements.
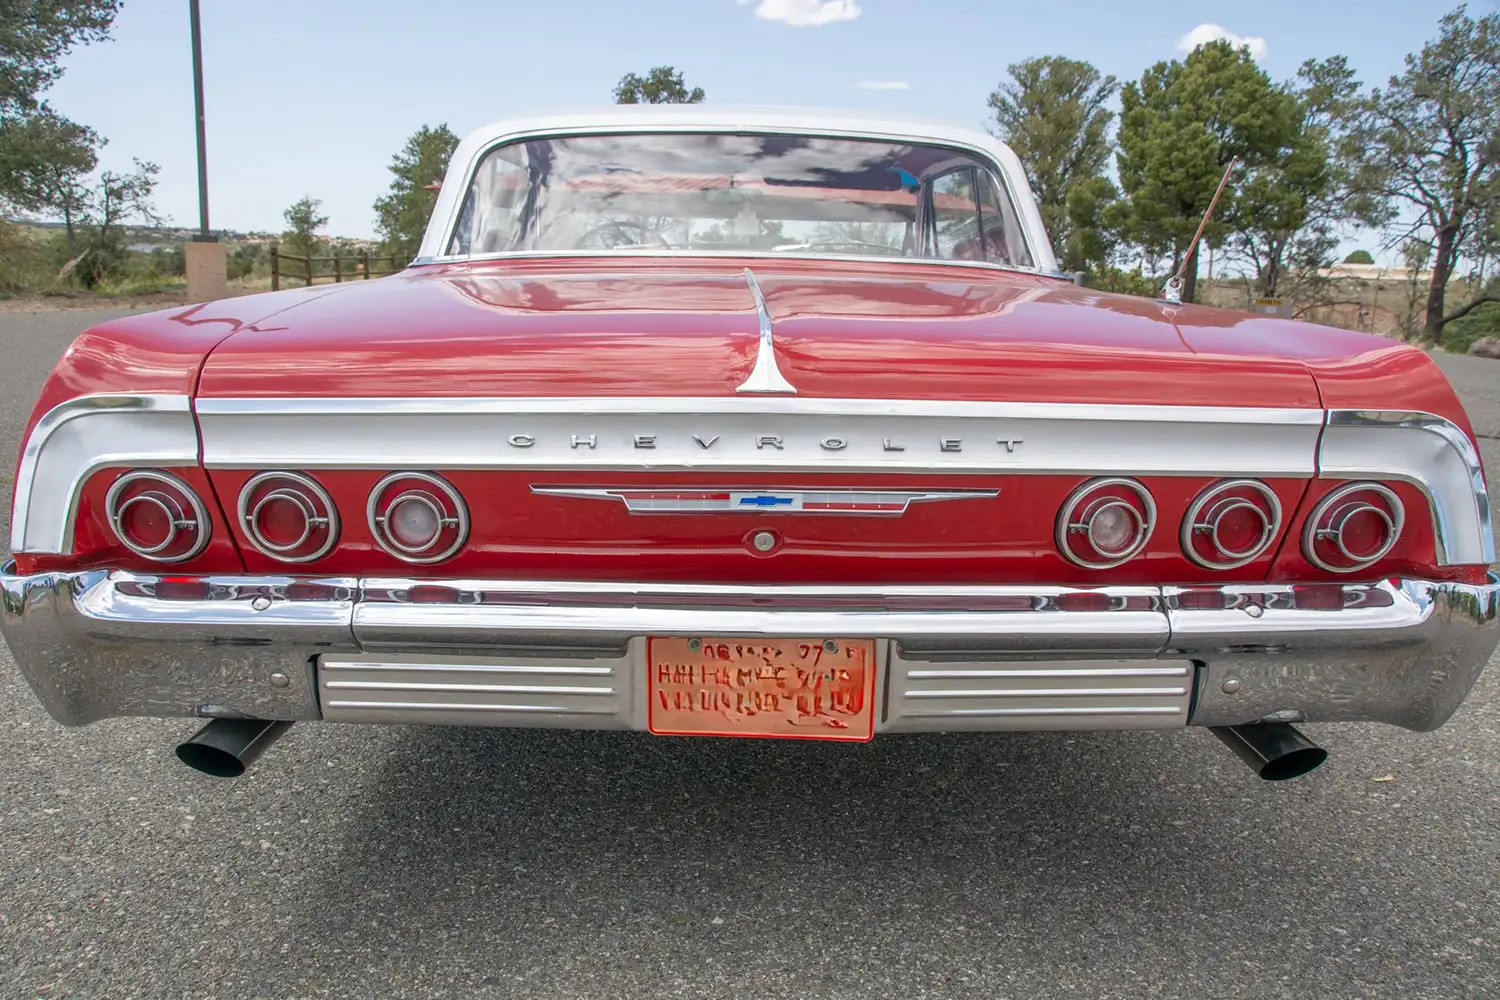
<box><xmin>38</xmin><ymin>0</ymin><xmax>1483</xmax><ymax>239</ymax></box>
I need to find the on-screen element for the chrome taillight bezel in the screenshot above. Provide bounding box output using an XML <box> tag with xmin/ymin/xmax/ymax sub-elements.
<box><xmin>237</xmin><ymin>471</ymin><xmax>339</xmax><ymax>563</ymax></box>
<box><xmin>104</xmin><ymin>470</ymin><xmax>211</xmax><ymax>562</ymax></box>
<box><xmin>1056</xmin><ymin>477</ymin><xmax>1157</xmax><ymax>570</ymax></box>
<box><xmin>1303</xmin><ymin>482</ymin><xmax>1405</xmax><ymax>574</ymax></box>
<box><xmin>367</xmin><ymin>471</ymin><xmax>469</xmax><ymax>564</ymax></box>
<box><xmin>1181</xmin><ymin>479</ymin><xmax>1284</xmax><ymax>570</ymax></box>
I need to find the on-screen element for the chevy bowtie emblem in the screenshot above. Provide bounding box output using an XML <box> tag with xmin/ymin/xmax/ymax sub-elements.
<box><xmin>530</xmin><ymin>487</ymin><xmax>999</xmax><ymax>515</ymax></box>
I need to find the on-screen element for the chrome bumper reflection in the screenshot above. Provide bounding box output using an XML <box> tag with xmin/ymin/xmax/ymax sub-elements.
<box><xmin>2</xmin><ymin>563</ymin><xmax>1495</xmax><ymax>732</ymax></box>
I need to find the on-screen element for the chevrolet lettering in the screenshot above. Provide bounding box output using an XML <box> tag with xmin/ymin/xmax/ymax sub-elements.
<box><xmin>2</xmin><ymin>107</ymin><xmax>1495</xmax><ymax>785</ymax></box>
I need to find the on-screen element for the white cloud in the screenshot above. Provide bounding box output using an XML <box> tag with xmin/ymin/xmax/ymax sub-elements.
<box><xmin>857</xmin><ymin>80</ymin><xmax>910</xmax><ymax>91</ymax></box>
<box><xmin>1176</xmin><ymin>23</ymin><xmax>1268</xmax><ymax>61</ymax></box>
<box><xmin>737</xmin><ymin>0</ymin><xmax>861</xmax><ymax>27</ymax></box>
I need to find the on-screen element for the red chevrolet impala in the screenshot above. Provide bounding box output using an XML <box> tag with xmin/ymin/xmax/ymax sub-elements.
<box><xmin>4</xmin><ymin>108</ymin><xmax>1495</xmax><ymax>781</ymax></box>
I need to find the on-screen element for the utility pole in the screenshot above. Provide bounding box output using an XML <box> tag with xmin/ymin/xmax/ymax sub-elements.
<box><xmin>183</xmin><ymin>0</ymin><xmax>228</xmax><ymax>301</ymax></box>
<box><xmin>190</xmin><ymin>0</ymin><xmax>211</xmax><ymax>241</ymax></box>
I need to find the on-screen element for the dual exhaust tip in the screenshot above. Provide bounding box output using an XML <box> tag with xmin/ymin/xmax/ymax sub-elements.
<box><xmin>1210</xmin><ymin>722</ymin><xmax>1328</xmax><ymax>781</ymax></box>
<box><xmin>175</xmin><ymin>718</ymin><xmax>293</xmax><ymax>778</ymax></box>
<box><xmin>174</xmin><ymin>717</ymin><xmax>1328</xmax><ymax>782</ymax></box>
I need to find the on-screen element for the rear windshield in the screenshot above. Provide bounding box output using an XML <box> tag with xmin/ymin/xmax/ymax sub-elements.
<box><xmin>445</xmin><ymin>132</ymin><xmax>1034</xmax><ymax>268</ymax></box>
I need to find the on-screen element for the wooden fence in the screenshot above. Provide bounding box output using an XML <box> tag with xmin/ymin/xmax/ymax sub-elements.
<box><xmin>270</xmin><ymin>244</ymin><xmax>405</xmax><ymax>290</ymax></box>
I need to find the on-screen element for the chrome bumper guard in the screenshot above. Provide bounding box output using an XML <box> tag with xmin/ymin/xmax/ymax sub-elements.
<box><xmin>2</xmin><ymin>563</ymin><xmax>1496</xmax><ymax>733</ymax></box>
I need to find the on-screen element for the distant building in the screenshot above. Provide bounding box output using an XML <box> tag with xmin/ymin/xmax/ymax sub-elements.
<box><xmin>1318</xmin><ymin>261</ymin><xmax>1434</xmax><ymax>284</ymax></box>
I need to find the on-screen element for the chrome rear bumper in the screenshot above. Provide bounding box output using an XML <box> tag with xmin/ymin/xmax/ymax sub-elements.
<box><xmin>2</xmin><ymin>563</ymin><xmax>1496</xmax><ymax>733</ymax></box>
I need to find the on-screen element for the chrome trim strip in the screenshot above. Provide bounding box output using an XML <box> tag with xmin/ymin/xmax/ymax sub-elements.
<box><xmin>193</xmin><ymin>396</ymin><xmax>1324</xmax><ymax>476</ymax></box>
<box><xmin>411</xmin><ymin>247</ymin><xmax>1044</xmax><ymax>276</ymax></box>
<box><xmin>529</xmin><ymin>486</ymin><xmax>1000</xmax><ymax>515</ymax></box>
<box><xmin>1318</xmin><ymin>409</ymin><xmax>1495</xmax><ymax>566</ymax></box>
<box><xmin>735</xmin><ymin>268</ymin><xmax>797</xmax><ymax>394</ymax></box>
<box><xmin>11</xmin><ymin>393</ymin><xmax>198</xmax><ymax>555</ymax></box>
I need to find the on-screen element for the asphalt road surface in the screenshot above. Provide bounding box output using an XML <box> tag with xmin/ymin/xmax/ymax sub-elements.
<box><xmin>1</xmin><ymin>306</ymin><xmax>1497</xmax><ymax>1000</ymax></box>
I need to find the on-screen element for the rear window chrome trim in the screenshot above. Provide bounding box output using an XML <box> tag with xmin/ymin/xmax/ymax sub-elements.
<box><xmin>422</xmin><ymin>121</ymin><xmax>1051</xmax><ymax>275</ymax></box>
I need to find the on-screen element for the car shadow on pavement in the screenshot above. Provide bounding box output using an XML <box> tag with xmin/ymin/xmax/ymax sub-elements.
<box><xmin>242</xmin><ymin>722</ymin><xmax>1382</xmax><ymax>993</ymax></box>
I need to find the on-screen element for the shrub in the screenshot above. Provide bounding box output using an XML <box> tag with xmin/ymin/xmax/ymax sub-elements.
<box><xmin>1343</xmin><ymin>250</ymin><xmax>1375</xmax><ymax>265</ymax></box>
<box><xmin>1443</xmin><ymin>296</ymin><xmax>1500</xmax><ymax>354</ymax></box>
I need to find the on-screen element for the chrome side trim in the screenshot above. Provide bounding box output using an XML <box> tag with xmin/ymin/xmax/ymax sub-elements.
<box><xmin>735</xmin><ymin>268</ymin><xmax>797</xmax><ymax>395</ymax></box>
<box><xmin>194</xmin><ymin>396</ymin><xmax>1324</xmax><ymax>476</ymax></box>
<box><xmin>11</xmin><ymin>393</ymin><xmax>198</xmax><ymax>555</ymax></box>
<box><xmin>1319</xmin><ymin>410</ymin><xmax>1495</xmax><ymax>566</ymax></box>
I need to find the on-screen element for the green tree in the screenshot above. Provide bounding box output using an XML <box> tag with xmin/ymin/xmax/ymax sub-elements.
<box><xmin>70</xmin><ymin>158</ymin><xmax>160</xmax><ymax>288</ymax></box>
<box><xmin>281</xmin><ymin>196</ymin><xmax>327</xmax><ymax>260</ymax></box>
<box><xmin>614</xmin><ymin>66</ymin><xmax>705</xmax><ymax>104</ymax></box>
<box><xmin>987</xmin><ymin>56</ymin><xmax>1118</xmax><ymax>272</ymax></box>
<box><xmin>1347</xmin><ymin>6</ymin><xmax>1500</xmax><ymax>343</ymax></box>
<box><xmin>0</xmin><ymin>1</ymin><xmax>117</xmax><ymax>213</ymax></box>
<box><xmin>1343</xmin><ymin>249</ymin><xmax>1375</xmax><ymax>264</ymax></box>
<box><xmin>1110</xmin><ymin>40</ymin><xmax>1301</xmax><ymax>303</ymax></box>
<box><xmin>1225</xmin><ymin>57</ymin><xmax>1365</xmax><ymax>303</ymax></box>
<box><xmin>373</xmin><ymin>123</ymin><xmax>459</xmax><ymax>261</ymax></box>
<box><xmin>0</xmin><ymin>108</ymin><xmax>96</xmax><ymax>254</ymax></box>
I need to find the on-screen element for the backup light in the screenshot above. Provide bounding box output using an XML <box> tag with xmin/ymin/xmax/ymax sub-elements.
<box><xmin>368</xmin><ymin>472</ymin><xmax>469</xmax><ymax>564</ymax></box>
<box><xmin>1056</xmin><ymin>478</ymin><xmax>1156</xmax><ymax>569</ymax></box>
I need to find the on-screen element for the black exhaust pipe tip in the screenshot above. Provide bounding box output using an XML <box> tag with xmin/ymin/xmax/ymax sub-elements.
<box><xmin>1210</xmin><ymin>722</ymin><xmax>1328</xmax><ymax>781</ymax></box>
<box><xmin>176</xmin><ymin>719</ymin><xmax>293</xmax><ymax>777</ymax></box>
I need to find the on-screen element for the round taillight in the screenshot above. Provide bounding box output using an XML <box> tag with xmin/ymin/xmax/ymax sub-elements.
<box><xmin>1303</xmin><ymin>482</ymin><xmax>1404</xmax><ymax>573</ymax></box>
<box><xmin>104</xmin><ymin>470</ymin><xmax>210</xmax><ymax>562</ymax></box>
<box><xmin>1181</xmin><ymin>479</ymin><xmax>1283</xmax><ymax>570</ymax></box>
<box><xmin>237</xmin><ymin>472</ymin><xmax>338</xmax><ymax>562</ymax></box>
<box><xmin>367</xmin><ymin>472</ymin><xmax>468</xmax><ymax>564</ymax></box>
<box><xmin>1056</xmin><ymin>478</ymin><xmax>1156</xmax><ymax>569</ymax></box>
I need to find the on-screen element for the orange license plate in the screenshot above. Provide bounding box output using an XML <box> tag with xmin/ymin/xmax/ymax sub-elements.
<box><xmin>648</xmin><ymin>637</ymin><xmax>877</xmax><ymax>741</ymax></box>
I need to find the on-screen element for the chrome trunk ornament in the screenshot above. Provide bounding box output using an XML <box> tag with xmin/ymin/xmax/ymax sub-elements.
<box><xmin>735</xmin><ymin>268</ymin><xmax>797</xmax><ymax>395</ymax></box>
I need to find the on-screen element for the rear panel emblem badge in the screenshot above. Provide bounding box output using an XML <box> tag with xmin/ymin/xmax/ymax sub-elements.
<box><xmin>530</xmin><ymin>487</ymin><xmax>999</xmax><ymax>515</ymax></box>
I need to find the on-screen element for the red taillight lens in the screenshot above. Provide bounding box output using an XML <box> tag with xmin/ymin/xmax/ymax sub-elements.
<box><xmin>104</xmin><ymin>470</ymin><xmax>210</xmax><ymax>562</ymax></box>
<box><xmin>1056</xmin><ymin>478</ymin><xmax>1156</xmax><ymax>569</ymax></box>
<box><xmin>368</xmin><ymin>472</ymin><xmax>468</xmax><ymax>564</ymax></box>
<box><xmin>1303</xmin><ymin>483</ymin><xmax>1404</xmax><ymax>574</ymax></box>
<box><xmin>1182</xmin><ymin>479</ymin><xmax>1283</xmax><ymax>570</ymax></box>
<box><xmin>237</xmin><ymin>472</ymin><xmax>339</xmax><ymax>563</ymax></box>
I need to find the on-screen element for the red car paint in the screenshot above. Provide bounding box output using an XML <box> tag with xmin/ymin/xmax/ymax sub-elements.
<box><xmin>11</xmin><ymin>256</ymin><xmax>1485</xmax><ymax>585</ymax></box>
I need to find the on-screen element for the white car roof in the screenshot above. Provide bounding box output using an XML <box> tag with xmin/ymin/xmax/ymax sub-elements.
<box><xmin>416</xmin><ymin>106</ymin><xmax>1057</xmax><ymax>272</ymax></box>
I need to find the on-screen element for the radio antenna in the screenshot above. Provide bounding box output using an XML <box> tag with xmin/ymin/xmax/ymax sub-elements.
<box><xmin>1161</xmin><ymin>157</ymin><xmax>1238</xmax><ymax>305</ymax></box>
